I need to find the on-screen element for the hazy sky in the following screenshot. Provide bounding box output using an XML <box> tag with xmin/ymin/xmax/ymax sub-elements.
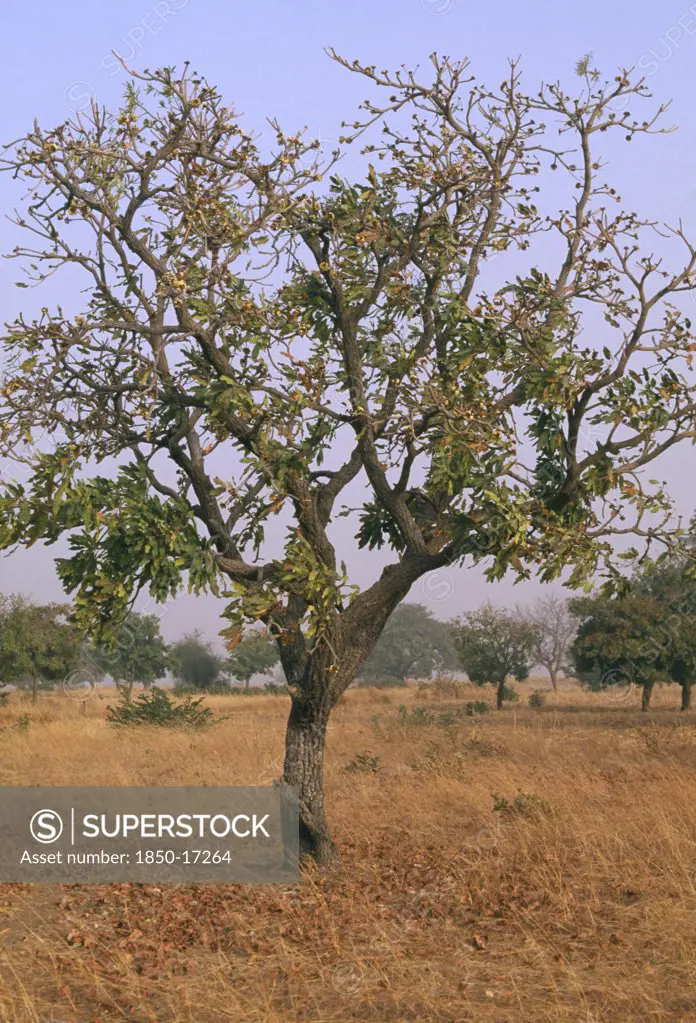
<box><xmin>2</xmin><ymin>0</ymin><xmax>696</xmax><ymax>645</ymax></box>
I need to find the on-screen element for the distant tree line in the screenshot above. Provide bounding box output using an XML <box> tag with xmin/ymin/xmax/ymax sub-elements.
<box><xmin>0</xmin><ymin>598</ymin><xmax>279</xmax><ymax>700</ymax></box>
<box><xmin>4</xmin><ymin>542</ymin><xmax>696</xmax><ymax>713</ymax></box>
<box><xmin>356</xmin><ymin>542</ymin><xmax>696</xmax><ymax>713</ymax></box>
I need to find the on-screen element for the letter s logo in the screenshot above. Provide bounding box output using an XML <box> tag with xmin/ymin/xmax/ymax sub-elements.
<box><xmin>30</xmin><ymin>809</ymin><xmax>64</xmax><ymax>844</ymax></box>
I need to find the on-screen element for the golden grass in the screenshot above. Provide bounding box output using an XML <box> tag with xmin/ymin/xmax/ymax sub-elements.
<box><xmin>0</xmin><ymin>680</ymin><xmax>695</xmax><ymax>1021</ymax></box>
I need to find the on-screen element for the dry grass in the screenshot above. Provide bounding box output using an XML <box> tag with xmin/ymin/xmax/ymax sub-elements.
<box><xmin>1</xmin><ymin>680</ymin><xmax>695</xmax><ymax>1021</ymax></box>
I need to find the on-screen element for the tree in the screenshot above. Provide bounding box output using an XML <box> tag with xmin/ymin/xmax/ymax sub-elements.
<box><xmin>358</xmin><ymin>602</ymin><xmax>458</xmax><ymax>684</ymax></box>
<box><xmin>452</xmin><ymin>603</ymin><xmax>538</xmax><ymax>709</ymax></box>
<box><xmin>227</xmin><ymin>630</ymin><xmax>280</xmax><ymax>690</ymax></box>
<box><xmin>523</xmin><ymin>595</ymin><xmax>577</xmax><ymax>691</ymax></box>
<box><xmin>169</xmin><ymin>631</ymin><xmax>226</xmax><ymax>691</ymax></box>
<box><xmin>88</xmin><ymin>612</ymin><xmax>168</xmax><ymax>698</ymax></box>
<box><xmin>2</xmin><ymin>57</ymin><xmax>696</xmax><ymax>860</ymax></box>
<box><xmin>630</xmin><ymin>544</ymin><xmax>696</xmax><ymax>710</ymax></box>
<box><xmin>569</xmin><ymin>591</ymin><xmax>671</xmax><ymax>710</ymax></box>
<box><xmin>0</xmin><ymin>596</ymin><xmax>81</xmax><ymax>702</ymax></box>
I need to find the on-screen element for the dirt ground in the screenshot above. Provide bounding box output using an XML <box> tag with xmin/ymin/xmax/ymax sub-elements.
<box><xmin>0</xmin><ymin>679</ymin><xmax>695</xmax><ymax>1022</ymax></box>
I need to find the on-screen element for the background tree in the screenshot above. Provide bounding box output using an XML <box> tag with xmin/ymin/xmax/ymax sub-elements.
<box><xmin>452</xmin><ymin>603</ymin><xmax>538</xmax><ymax>709</ymax></box>
<box><xmin>88</xmin><ymin>612</ymin><xmax>168</xmax><ymax>698</ymax></box>
<box><xmin>523</xmin><ymin>595</ymin><xmax>577</xmax><ymax>691</ymax></box>
<box><xmin>227</xmin><ymin>630</ymin><xmax>280</xmax><ymax>691</ymax></box>
<box><xmin>628</xmin><ymin>543</ymin><xmax>696</xmax><ymax>709</ymax></box>
<box><xmin>358</xmin><ymin>602</ymin><xmax>458</xmax><ymax>684</ymax></box>
<box><xmin>169</xmin><ymin>631</ymin><xmax>227</xmax><ymax>692</ymax></box>
<box><xmin>3</xmin><ymin>58</ymin><xmax>696</xmax><ymax>860</ymax></box>
<box><xmin>0</xmin><ymin>596</ymin><xmax>81</xmax><ymax>702</ymax></box>
<box><xmin>569</xmin><ymin>590</ymin><xmax>675</xmax><ymax>710</ymax></box>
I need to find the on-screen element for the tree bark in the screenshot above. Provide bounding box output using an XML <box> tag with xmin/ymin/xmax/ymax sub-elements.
<box><xmin>496</xmin><ymin>679</ymin><xmax>505</xmax><ymax>711</ymax></box>
<box><xmin>681</xmin><ymin>681</ymin><xmax>692</xmax><ymax>712</ymax></box>
<box><xmin>549</xmin><ymin>670</ymin><xmax>558</xmax><ymax>693</ymax></box>
<box><xmin>283</xmin><ymin>689</ymin><xmax>335</xmax><ymax>864</ymax></box>
<box><xmin>641</xmin><ymin>681</ymin><xmax>653</xmax><ymax>712</ymax></box>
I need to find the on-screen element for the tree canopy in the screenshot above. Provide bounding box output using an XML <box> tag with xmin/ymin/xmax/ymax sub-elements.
<box><xmin>358</xmin><ymin>602</ymin><xmax>458</xmax><ymax>683</ymax></box>
<box><xmin>452</xmin><ymin>603</ymin><xmax>538</xmax><ymax>709</ymax></box>
<box><xmin>88</xmin><ymin>612</ymin><xmax>168</xmax><ymax>696</ymax></box>
<box><xmin>226</xmin><ymin>629</ymin><xmax>280</xmax><ymax>689</ymax></box>
<box><xmin>570</xmin><ymin>544</ymin><xmax>696</xmax><ymax>709</ymax></box>
<box><xmin>169</xmin><ymin>630</ymin><xmax>226</xmax><ymax>691</ymax></box>
<box><xmin>0</xmin><ymin>595</ymin><xmax>82</xmax><ymax>701</ymax></box>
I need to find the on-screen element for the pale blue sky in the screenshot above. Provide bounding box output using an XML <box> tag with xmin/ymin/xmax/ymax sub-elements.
<box><xmin>1</xmin><ymin>0</ymin><xmax>696</xmax><ymax>643</ymax></box>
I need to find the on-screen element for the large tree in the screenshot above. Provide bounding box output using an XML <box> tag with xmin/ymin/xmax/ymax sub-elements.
<box><xmin>358</xmin><ymin>602</ymin><xmax>458</xmax><ymax>684</ymax></box>
<box><xmin>2</xmin><ymin>56</ymin><xmax>696</xmax><ymax>860</ymax></box>
<box><xmin>452</xmin><ymin>603</ymin><xmax>538</xmax><ymax>709</ymax></box>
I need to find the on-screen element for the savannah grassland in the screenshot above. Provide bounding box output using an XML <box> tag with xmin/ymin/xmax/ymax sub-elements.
<box><xmin>0</xmin><ymin>681</ymin><xmax>695</xmax><ymax>1022</ymax></box>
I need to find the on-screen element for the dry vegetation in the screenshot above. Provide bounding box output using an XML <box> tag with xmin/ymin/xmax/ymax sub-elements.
<box><xmin>1</xmin><ymin>680</ymin><xmax>696</xmax><ymax>1022</ymax></box>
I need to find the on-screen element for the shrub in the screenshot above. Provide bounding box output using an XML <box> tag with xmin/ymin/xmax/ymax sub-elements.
<box><xmin>528</xmin><ymin>690</ymin><xmax>546</xmax><ymax>708</ymax></box>
<box><xmin>492</xmin><ymin>791</ymin><xmax>553</xmax><ymax>819</ymax></box>
<box><xmin>397</xmin><ymin>702</ymin><xmax>490</xmax><ymax>727</ymax></box>
<box><xmin>501</xmin><ymin>683</ymin><xmax>520</xmax><ymax>703</ymax></box>
<box><xmin>464</xmin><ymin>700</ymin><xmax>491</xmax><ymax>715</ymax></box>
<box><xmin>106</xmin><ymin>686</ymin><xmax>219</xmax><ymax>729</ymax></box>
<box><xmin>344</xmin><ymin>751</ymin><xmax>381</xmax><ymax>774</ymax></box>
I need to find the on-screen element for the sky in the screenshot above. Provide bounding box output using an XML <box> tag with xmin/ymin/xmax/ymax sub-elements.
<box><xmin>1</xmin><ymin>0</ymin><xmax>696</xmax><ymax>646</ymax></box>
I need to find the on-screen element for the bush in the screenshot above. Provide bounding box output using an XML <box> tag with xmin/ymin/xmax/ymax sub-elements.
<box><xmin>397</xmin><ymin>701</ymin><xmax>490</xmax><ymax>727</ymax></box>
<box><xmin>528</xmin><ymin>690</ymin><xmax>546</xmax><ymax>708</ymax></box>
<box><xmin>106</xmin><ymin>686</ymin><xmax>219</xmax><ymax>729</ymax></box>
<box><xmin>492</xmin><ymin>791</ymin><xmax>553</xmax><ymax>819</ymax></box>
<box><xmin>344</xmin><ymin>751</ymin><xmax>381</xmax><ymax>774</ymax></box>
<box><xmin>501</xmin><ymin>683</ymin><xmax>520</xmax><ymax>703</ymax></box>
<box><xmin>464</xmin><ymin>700</ymin><xmax>491</xmax><ymax>715</ymax></box>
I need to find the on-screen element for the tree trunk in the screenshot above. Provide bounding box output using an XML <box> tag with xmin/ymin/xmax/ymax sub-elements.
<box><xmin>283</xmin><ymin>689</ymin><xmax>335</xmax><ymax>865</ymax></box>
<box><xmin>641</xmin><ymin>681</ymin><xmax>653</xmax><ymax>712</ymax></box>
<box><xmin>275</xmin><ymin>553</ymin><xmax>446</xmax><ymax>864</ymax></box>
<box><xmin>496</xmin><ymin>679</ymin><xmax>505</xmax><ymax>711</ymax></box>
<box><xmin>549</xmin><ymin>670</ymin><xmax>558</xmax><ymax>693</ymax></box>
<box><xmin>681</xmin><ymin>681</ymin><xmax>692</xmax><ymax>712</ymax></box>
